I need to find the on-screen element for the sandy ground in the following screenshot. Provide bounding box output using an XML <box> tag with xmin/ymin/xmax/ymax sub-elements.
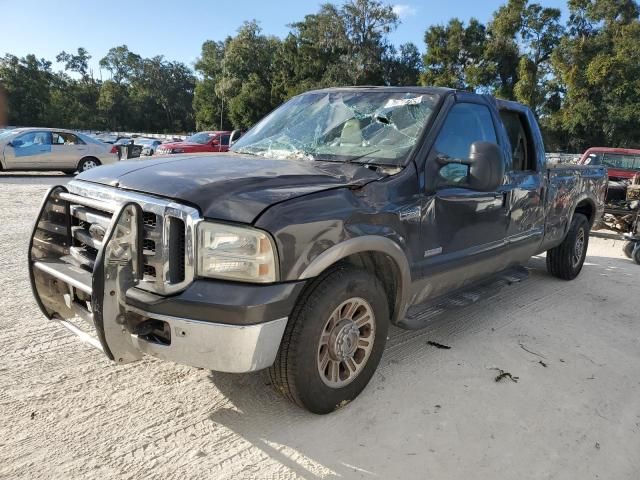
<box><xmin>0</xmin><ymin>172</ymin><xmax>639</xmax><ymax>480</ymax></box>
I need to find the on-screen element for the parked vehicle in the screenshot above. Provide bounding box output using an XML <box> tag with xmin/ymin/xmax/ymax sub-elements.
<box><xmin>1</xmin><ymin>127</ymin><xmax>118</xmax><ymax>173</ymax></box>
<box><xmin>137</xmin><ymin>139</ymin><xmax>163</xmax><ymax>156</ymax></box>
<box><xmin>156</xmin><ymin>131</ymin><xmax>231</xmax><ymax>154</ymax></box>
<box><xmin>97</xmin><ymin>134</ymin><xmax>131</xmax><ymax>145</ymax></box>
<box><xmin>28</xmin><ymin>87</ymin><xmax>606</xmax><ymax>414</ymax></box>
<box><xmin>579</xmin><ymin>147</ymin><xmax>640</xmax><ymax>181</ymax></box>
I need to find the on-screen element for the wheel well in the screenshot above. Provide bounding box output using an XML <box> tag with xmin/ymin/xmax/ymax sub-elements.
<box><xmin>574</xmin><ymin>200</ymin><xmax>595</xmax><ymax>226</ymax></box>
<box><xmin>338</xmin><ymin>252</ymin><xmax>401</xmax><ymax>324</ymax></box>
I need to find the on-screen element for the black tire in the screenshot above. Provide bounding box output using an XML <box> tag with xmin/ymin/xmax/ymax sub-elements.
<box><xmin>78</xmin><ymin>157</ymin><xmax>101</xmax><ymax>173</ymax></box>
<box><xmin>633</xmin><ymin>244</ymin><xmax>640</xmax><ymax>265</ymax></box>
<box><xmin>546</xmin><ymin>213</ymin><xmax>590</xmax><ymax>280</ymax></box>
<box><xmin>269</xmin><ymin>265</ymin><xmax>389</xmax><ymax>414</ymax></box>
<box><xmin>623</xmin><ymin>241</ymin><xmax>636</xmax><ymax>259</ymax></box>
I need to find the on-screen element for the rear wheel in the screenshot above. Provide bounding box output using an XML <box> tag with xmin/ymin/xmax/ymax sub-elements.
<box><xmin>623</xmin><ymin>241</ymin><xmax>636</xmax><ymax>259</ymax></box>
<box><xmin>269</xmin><ymin>265</ymin><xmax>389</xmax><ymax>414</ymax></box>
<box><xmin>546</xmin><ymin>213</ymin><xmax>590</xmax><ymax>280</ymax></box>
<box><xmin>78</xmin><ymin>157</ymin><xmax>100</xmax><ymax>173</ymax></box>
<box><xmin>633</xmin><ymin>244</ymin><xmax>640</xmax><ymax>265</ymax></box>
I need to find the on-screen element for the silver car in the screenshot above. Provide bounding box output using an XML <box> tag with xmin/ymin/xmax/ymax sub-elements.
<box><xmin>0</xmin><ymin>128</ymin><xmax>118</xmax><ymax>173</ymax></box>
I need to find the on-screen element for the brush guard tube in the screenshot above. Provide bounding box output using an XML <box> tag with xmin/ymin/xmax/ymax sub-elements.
<box><xmin>28</xmin><ymin>185</ymin><xmax>144</xmax><ymax>363</ymax></box>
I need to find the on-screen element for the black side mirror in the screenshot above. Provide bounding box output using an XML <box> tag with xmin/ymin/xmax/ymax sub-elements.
<box><xmin>467</xmin><ymin>141</ymin><xmax>505</xmax><ymax>191</ymax></box>
<box><xmin>229</xmin><ymin>129</ymin><xmax>242</xmax><ymax>146</ymax></box>
<box><xmin>435</xmin><ymin>141</ymin><xmax>504</xmax><ymax>192</ymax></box>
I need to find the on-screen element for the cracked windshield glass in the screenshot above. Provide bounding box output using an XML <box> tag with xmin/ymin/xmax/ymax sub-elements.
<box><xmin>231</xmin><ymin>91</ymin><xmax>440</xmax><ymax>166</ymax></box>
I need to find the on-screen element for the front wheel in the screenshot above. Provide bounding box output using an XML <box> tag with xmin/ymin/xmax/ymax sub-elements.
<box><xmin>269</xmin><ymin>265</ymin><xmax>389</xmax><ymax>414</ymax></box>
<box><xmin>546</xmin><ymin>213</ymin><xmax>590</xmax><ymax>280</ymax></box>
<box><xmin>632</xmin><ymin>243</ymin><xmax>640</xmax><ymax>265</ymax></box>
<box><xmin>78</xmin><ymin>157</ymin><xmax>101</xmax><ymax>173</ymax></box>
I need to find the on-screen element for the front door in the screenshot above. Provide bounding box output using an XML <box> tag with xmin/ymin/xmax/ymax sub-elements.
<box><xmin>4</xmin><ymin>131</ymin><xmax>53</xmax><ymax>169</ymax></box>
<box><xmin>415</xmin><ymin>99</ymin><xmax>511</xmax><ymax>303</ymax></box>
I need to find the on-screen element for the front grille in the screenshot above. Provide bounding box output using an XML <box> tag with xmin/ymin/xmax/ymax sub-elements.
<box><xmin>56</xmin><ymin>181</ymin><xmax>200</xmax><ymax>295</ymax></box>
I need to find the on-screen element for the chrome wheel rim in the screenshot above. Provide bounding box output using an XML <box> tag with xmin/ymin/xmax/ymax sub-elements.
<box><xmin>573</xmin><ymin>228</ymin><xmax>585</xmax><ymax>268</ymax></box>
<box><xmin>317</xmin><ymin>297</ymin><xmax>376</xmax><ymax>388</ymax></box>
<box><xmin>82</xmin><ymin>160</ymin><xmax>98</xmax><ymax>171</ymax></box>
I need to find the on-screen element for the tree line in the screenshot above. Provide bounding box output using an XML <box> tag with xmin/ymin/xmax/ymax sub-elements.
<box><xmin>1</xmin><ymin>0</ymin><xmax>639</xmax><ymax>152</ymax></box>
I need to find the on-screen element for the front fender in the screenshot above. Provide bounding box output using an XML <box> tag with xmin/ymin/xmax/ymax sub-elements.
<box><xmin>299</xmin><ymin>235</ymin><xmax>412</xmax><ymax>324</ymax></box>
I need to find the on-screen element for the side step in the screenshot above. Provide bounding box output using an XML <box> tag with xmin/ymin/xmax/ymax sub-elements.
<box><xmin>399</xmin><ymin>266</ymin><xmax>529</xmax><ymax>330</ymax></box>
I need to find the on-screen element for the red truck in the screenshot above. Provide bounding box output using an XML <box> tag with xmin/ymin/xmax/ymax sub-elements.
<box><xmin>579</xmin><ymin>147</ymin><xmax>640</xmax><ymax>180</ymax></box>
<box><xmin>156</xmin><ymin>131</ymin><xmax>231</xmax><ymax>155</ymax></box>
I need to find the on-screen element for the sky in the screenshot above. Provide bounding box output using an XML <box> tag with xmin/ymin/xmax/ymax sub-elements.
<box><xmin>0</xmin><ymin>0</ymin><xmax>569</xmax><ymax>77</ymax></box>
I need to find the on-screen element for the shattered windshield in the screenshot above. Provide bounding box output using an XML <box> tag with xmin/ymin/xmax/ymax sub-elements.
<box><xmin>231</xmin><ymin>90</ymin><xmax>440</xmax><ymax>166</ymax></box>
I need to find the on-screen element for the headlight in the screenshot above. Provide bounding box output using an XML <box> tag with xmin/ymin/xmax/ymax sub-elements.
<box><xmin>197</xmin><ymin>222</ymin><xmax>277</xmax><ymax>283</ymax></box>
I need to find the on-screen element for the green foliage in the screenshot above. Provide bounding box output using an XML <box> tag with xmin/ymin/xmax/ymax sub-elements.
<box><xmin>3</xmin><ymin>0</ymin><xmax>640</xmax><ymax>152</ymax></box>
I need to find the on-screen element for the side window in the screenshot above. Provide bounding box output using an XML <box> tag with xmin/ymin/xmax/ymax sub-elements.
<box><xmin>603</xmin><ymin>153</ymin><xmax>636</xmax><ymax>169</ymax></box>
<box><xmin>53</xmin><ymin>132</ymin><xmax>83</xmax><ymax>145</ymax></box>
<box><xmin>13</xmin><ymin>131</ymin><xmax>52</xmax><ymax>148</ymax></box>
<box><xmin>500</xmin><ymin>110</ymin><xmax>535</xmax><ymax>172</ymax></box>
<box><xmin>434</xmin><ymin>103</ymin><xmax>497</xmax><ymax>185</ymax></box>
<box><xmin>221</xmin><ymin>134</ymin><xmax>231</xmax><ymax>146</ymax></box>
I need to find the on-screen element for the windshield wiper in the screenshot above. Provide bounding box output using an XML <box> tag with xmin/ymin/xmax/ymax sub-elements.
<box><xmin>344</xmin><ymin>149</ymin><xmax>382</xmax><ymax>164</ymax></box>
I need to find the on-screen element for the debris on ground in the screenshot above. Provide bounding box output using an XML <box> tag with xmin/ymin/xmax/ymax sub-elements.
<box><xmin>30</xmin><ymin>412</ymin><xmax>36</xmax><ymax>420</ymax></box>
<box><xmin>490</xmin><ymin>368</ymin><xmax>519</xmax><ymax>383</ymax></box>
<box><xmin>595</xmin><ymin>442</ymin><xmax>600</xmax><ymax>450</ymax></box>
<box><xmin>519</xmin><ymin>343</ymin><xmax>546</xmax><ymax>359</ymax></box>
<box><xmin>427</xmin><ymin>341</ymin><xmax>451</xmax><ymax>350</ymax></box>
<box><xmin>539</xmin><ymin>360</ymin><xmax>548</xmax><ymax>368</ymax></box>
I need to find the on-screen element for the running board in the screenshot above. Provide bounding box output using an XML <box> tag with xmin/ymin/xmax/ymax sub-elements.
<box><xmin>399</xmin><ymin>266</ymin><xmax>529</xmax><ymax>330</ymax></box>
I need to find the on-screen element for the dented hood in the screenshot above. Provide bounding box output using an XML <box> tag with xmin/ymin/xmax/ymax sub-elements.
<box><xmin>76</xmin><ymin>153</ymin><xmax>381</xmax><ymax>223</ymax></box>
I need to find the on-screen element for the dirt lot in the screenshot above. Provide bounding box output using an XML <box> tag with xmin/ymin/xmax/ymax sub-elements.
<box><xmin>1</xmin><ymin>172</ymin><xmax>639</xmax><ymax>480</ymax></box>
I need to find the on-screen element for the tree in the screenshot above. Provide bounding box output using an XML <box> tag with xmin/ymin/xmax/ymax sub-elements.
<box><xmin>0</xmin><ymin>54</ymin><xmax>54</xmax><ymax>126</ymax></box>
<box><xmin>549</xmin><ymin>0</ymin><xmax>640</xmax><ymax>151</ymax></box>
<box><xmin>56</xmin><ymin>47</ymin><xmax>92</xmax><ymax>80</ymax></box>
<box><xmin>420</xmin><ymin>18</ymin><xmax>487</xmax><ymax>89</ymax></box>
<box><xmin>99</xmin><ymin>45</ymin><xmax>142</xmax><ymax>84</ymax></box>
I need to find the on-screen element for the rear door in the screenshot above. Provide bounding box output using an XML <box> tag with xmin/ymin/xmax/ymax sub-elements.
<box><xmin>498</xmin><ymin>105</ymin><xmax>546</xmax><ymax>262</ymax></box>
<box><xmin>51</xmin><ymin>132</ymin><xmax>86</xmax><ymax>169</ymax></box>
<box><xmin>4</xmin><ymin>131</ymin><xmax>53</xmax><ymax>169</ymax></box>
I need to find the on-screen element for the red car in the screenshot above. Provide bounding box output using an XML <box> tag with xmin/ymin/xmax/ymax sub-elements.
<box><xmin>579</xmin><ymin>147</ymin><xmax>640</xmax><ymax>180</ymax></box>
<box><xmin>156</xmin><ymin>131</ymin><xmax>231</xmax><ymax>155</ymax></box>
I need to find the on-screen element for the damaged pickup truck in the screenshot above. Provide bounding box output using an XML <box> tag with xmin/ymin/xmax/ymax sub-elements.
<box><xmin>29</xmin><ymin>87</ymin><xmax>606</xmax><ymax>413</ymax></box>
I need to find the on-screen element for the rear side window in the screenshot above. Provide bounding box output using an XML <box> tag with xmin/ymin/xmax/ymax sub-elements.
<box><xmin>500</xmin><ymin>110</ymin><xmax>536</xmax><ymax>172</ymax></box>
<box><xmin>434</xmin><ymin>103</ymin><xmax>497</xmax><ymax>184</ymax></box>
<box><xmin>602</xmin><ymin>153</ymin><xmax>638</xmax><ymax>170</ymax></box>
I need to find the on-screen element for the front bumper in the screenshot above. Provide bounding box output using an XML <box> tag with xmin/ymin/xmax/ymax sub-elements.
<box><xmin>28</xmin><ymin>186</ymin><xmax>303</xmax><ymax>373</ymax></box>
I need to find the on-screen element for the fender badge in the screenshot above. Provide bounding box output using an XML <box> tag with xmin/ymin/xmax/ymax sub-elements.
<box><xmin>424</xmin><ymin>247</ymin><xmax>443</xmax><ymax>258</ymax></box>
<box><xmin>399</xmin><ymin>206</ymin><xmax>421</xmax><ymax>221</ymax></box>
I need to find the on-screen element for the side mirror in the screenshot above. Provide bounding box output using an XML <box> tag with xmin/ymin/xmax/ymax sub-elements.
<box><xmin>7</xmin><ymin>141</ymin><xmax>13</xmax><ymax>147</ymax></box>
<box><xmin>467</xmin><ymin>141</ymin><xmax>505</xmax><ymax>191</ymax></box>
<box><xmin>229</xmin><ymin>129</ymin><xmax>242</xmax><ymax>146</ymax></box>
<box><xmin>436</xmin><ymin>141</ymin><xmax>505</xmax><ymax>192</ymax></box>
<box><xmin>211</xmin><ymin>138</ymin><xmax>219</xmax><ymax>146</ymax></box>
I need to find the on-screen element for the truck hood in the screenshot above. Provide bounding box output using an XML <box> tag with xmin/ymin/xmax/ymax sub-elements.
<box><xmin>76</xmin><ymin>153</ymin><xmax>382</xmax><ymax>223</ymax></box>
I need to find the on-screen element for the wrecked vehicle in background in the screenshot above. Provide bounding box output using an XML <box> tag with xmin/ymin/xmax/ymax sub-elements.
<box><xmin>29</xmin><ymin>87</ymin><xmax>606</xmax><ymax>414</ymax></box>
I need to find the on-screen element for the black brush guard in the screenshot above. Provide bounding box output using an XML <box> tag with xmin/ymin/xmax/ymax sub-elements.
<box><xmin>28</xmin><ymin>185</ymin><xmax>145</xmax><ymax>363</ymax></box>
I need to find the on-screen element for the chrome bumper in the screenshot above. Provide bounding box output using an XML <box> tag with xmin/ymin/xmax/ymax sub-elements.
<box><xmin>29</xmin><ymin>185</ymin><xmax>287</xmax><ymax>373</ymax></box>
<box><xmin>129</xmin><ymin>309</ymin><xmax>287</xmax><ymax>373</ymax></box>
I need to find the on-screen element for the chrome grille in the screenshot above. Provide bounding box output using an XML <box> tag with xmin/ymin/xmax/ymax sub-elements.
<box><xmin>63</xmin><ymin>181</ymin><xmax>200</xmax><ymax>295</ymax></box>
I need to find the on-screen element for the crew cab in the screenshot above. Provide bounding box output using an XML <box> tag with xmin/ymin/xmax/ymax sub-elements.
<box><xmin>156</xmin><ymin>131</ymin><xmax>231</xmax><ymax>155</ymax></box>
<box><xmin>28</xmin><ymin>87</ymin><xmax>606</xmax><ymax>414</ymax></box>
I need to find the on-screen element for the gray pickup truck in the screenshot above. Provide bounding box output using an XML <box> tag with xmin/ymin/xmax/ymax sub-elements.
<box><xmin>29</xmin><ymin>87</ymin><xmax>606</xmax><ymax>413</ymax></box>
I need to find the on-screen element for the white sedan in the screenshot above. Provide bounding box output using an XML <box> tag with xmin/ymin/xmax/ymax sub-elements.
<box><xmin>0</xmin><ymin>128</ymin><xmax>118</xmax><ymax>173</ymax></box>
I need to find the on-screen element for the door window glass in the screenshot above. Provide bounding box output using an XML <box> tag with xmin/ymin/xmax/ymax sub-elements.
<box><xmin>434</xmin><ymin>103</ymin><xmax>497</xmax><ymax>185</ymax></box>
<box><xmin>500</xmin><ymin>110</ymin><xmax>535</xmax><ymax>171</ymax></box>
<box><xmin>53</xmin><ymin>132</ymin><xmax>84</xmax><ymax>145</ymax></box>
<box><xmin>220</xmin><ymin>134</ymin><xmax>231</xmax><ymax>146</ymax></box>
<box><xmin>13</xmin><ymin>131</ymin><xmax>52</xmax><ymax>148</ymax></box>
<box><xmin>602</xmin><ymin>153</ymin><xmax>637</xmax><ymax>170</ymax></box>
